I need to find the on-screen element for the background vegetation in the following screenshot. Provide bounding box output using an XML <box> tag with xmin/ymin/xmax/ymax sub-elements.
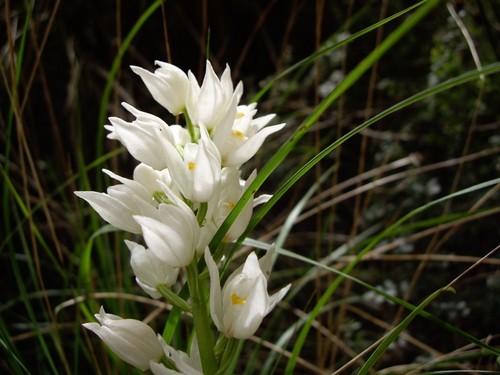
<box><xmin>1</xmin><ymin>0</ymin><xmax>499</xmax><ymax>373</ymax></box>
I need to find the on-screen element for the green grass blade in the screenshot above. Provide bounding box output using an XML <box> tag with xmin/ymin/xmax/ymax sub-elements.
<box><xmin>285</xmin><ymin>176</ymin><xmax>500</xmax><ymax>373</ymax></box>
<box><xmin>274</xmin><ymin>166</ymin><xmax>336</xmax><ymax>250</ymax></box>
<box><xmin>95</xmin><ymin>0</ymin><xmax>163</xmax><ymax>188</ymax></box>
<box><xmin>0</xmin><ymin>318</ymin><xmax>31</xmax><ymax>375</ymax></box>
<box><xmin>245</xmin><ymin>234</ymin><xmax>500</xmax><ymax>362</ymax></box>
<box><xmin>6</xmin><ymin>215</ymin><xmax>58</xmax><ymax>374</ymax></box>
<box><xmin>357</xmin><ymin>287</ymin><xmax>453</xmax><ymax>375</ymax></box>
<box><xmin>251</xmin><ymin>0</ymin><xmax>433</xmax><ymax>103</ymax></box>
<box><xmin>248</xmin><ymin>62</ymin><xmax>500</xmax><ymax>248</ymax></box>
<box><xmin>0</xmin><ymin>147</ymin><xmax>122</xmax><ymax>254</ymax></box>
<box><xmin>209</xmin><ymin>0</ymin><xmax>442</xmax><ymax>254</ymax></box>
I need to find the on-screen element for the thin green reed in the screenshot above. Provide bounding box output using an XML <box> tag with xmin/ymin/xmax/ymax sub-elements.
<box><xmin>95</xmin><ymin>0</ymin><xmax>163</xmax><ymax>190</ymax></box>
<box><xmin>210</xmin><ymin>0</ymin><xmax>442</xmax><ymax>270</ymax></box>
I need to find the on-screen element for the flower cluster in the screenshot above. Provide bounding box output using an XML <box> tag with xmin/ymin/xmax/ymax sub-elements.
<box><xmin>77</xmin><ymin>60</ymin><xmax>290</xmax><ymax>373</ymax></box>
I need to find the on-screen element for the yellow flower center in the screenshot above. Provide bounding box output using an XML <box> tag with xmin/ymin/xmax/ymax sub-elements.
<box><xmin>233</xmin><ymin>129</ymin><xmax>245</xmax><ymax>138</ymax></box>
<box><xmin>225</xmin><ymin>201</ymin><xmax>235</xmax><ymax>209</ymax></box>
<box><xmin>188</xmin><ymin>162</ymin><xmax>196</xmax><ymax>170</ymax></box>
<box><xmin>231</xmin><ymin>293</ymin><xmax>247</xmax><ymax>305</ymax></box>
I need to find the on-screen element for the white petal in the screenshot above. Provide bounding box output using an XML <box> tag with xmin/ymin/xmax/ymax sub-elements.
<box><xmin>212</xmin><ymin>94</ymin><xmax>239</xmax><ymax>148</ymax></box>
<box><xmin>134</xmin><ymin>215</ymin><xmax>195</xmax><ymax>267</ymax></box>
<box><xmin>163</xmin><ymin>140</ymin><xmax>190</xmax><ymax>199</ymax></box>
<box><xmin>252</xmin><ymin>113</ymin><xmax>276</xmax><ymax>132</ymax></box>
<box><xmin>229</xmin><ymin>276</ymin><xmax>268</xmax><ymax>339</ymax></box>
<box><xmin>253</xmin><ymin>194</ymin><xmax>271</xmax><ymax>207</ymax></box>
<box><xmin>75</xmin><ymin>191</ymin><xmax>141</xmax><ymax>234</ymax></box>
<box><xmin>204</xmin><ymin>248</ymin><xmax>223</xmax><ymax>332</ymax></box>
<box><xmin>258</xmin><ymin>244</ymin><xmax>276</xmax><ymax>280</ymax></box>
<box><xmin>84</xmin><ymin>307</ymin><xmax>163</xmax><ymax>371</ymax></box>
<box><xmin>149</xmin><ymin>362</ymin><xmax>178</xmax><ymax>375</ymax></box>
<box><xmin>266</xmin><ymin>284</ymin><xmax>291</xmax><ymax>315</ymax></box>
<box><xmin>224</xmin><ymin>123</ymin><xmax>286</xmax><ymax>167</ymax></box>
<box><xmin>131</xmin><ymin>65</ymin><xmax>187</xmax><ymax>115</ymax></box>
<box><xmin>126</xmin><ymin>240</ymin><xmax>179</xmax><ymax>298</ymax></box>
<box><xmin>195</xmin><ymin>62</ymin><xmax>224</xmax><ymax>129</ymax></box>
<box><xmin>192</xmin><ymin>125</ymin><xmax>221</xmax><ymax>202</ymax></box>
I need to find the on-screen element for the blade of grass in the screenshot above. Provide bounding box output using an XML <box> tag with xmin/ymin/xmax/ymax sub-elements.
<box><xmin>95</xmin><ymin>0</ymin><xmax>163</xmax><ymax>189</ymax></box>
<box><xmin>275</xmin><ymin>166</ymin><xmax>336</xmax><ymax>251</ymax></box>
<box><xmin>6</xmin><ymin>211</ymin><xmax>59</xmax><ymax>374</ymax></box>
<box><xmin>251</xmin><ymin>0</ymin><xmax>433</xmax><ymax>102</ymax></box>
<box><xmin>0</xmin><ymin>147</ymin><xmax>122</xmax><ymax>239</ymax></box>
<box><xmin>0</xmin><ymin>318</ymin><xmax>31</xmax><ymax>375</ymax></box>
<box><xmin>357</xmin><ymin>287</ymin><xmax>453</xmax><ymax>375</ymax></box>
<box><xmin>237</xmin><ymin>61</ymin><xmax>500</xmax><ymax>261</ymax></box>
<box><xmin>246</xmin><ymin>225</ymin><xmax>500</xmax><ymax>361</ymax></box>
<box><xmin>285</xmin><ymin>176</ymin><xmax>500</xmax><ymax>373</ymax></box>
<box><xmin>209</xmin><ymin>0</ymin><xmax>442</xmax><ymax>254</ymax></box>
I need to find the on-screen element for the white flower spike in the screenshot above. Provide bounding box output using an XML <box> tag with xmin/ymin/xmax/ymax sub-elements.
<box><xmin>83</xmin><ymin>306</ymin><xmax>163</xmax><ymax>371</ymax></box>
<box><xmin>205</xmin><ymin>245</ymin><xmax>291</xmax><ymax>339</ymax></box>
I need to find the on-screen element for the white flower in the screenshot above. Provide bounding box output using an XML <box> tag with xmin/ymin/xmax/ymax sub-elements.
<box><xmin>74</xmin><ymin>164</ymin><xmax>169</xmax><ymax>234</ymax></box>
<box><xmin>149</xmin><ymin>336</ymin><xmax>202</xmax><ymax>375</ymax></box>
<box><xmin>213</xmin><ymin>103</ymin><xmax>286</xmax><ymax>167</ymax></box>
<box><xmin>131</xmin><ymin>61</ymin><xmax>190</xmax><ymax>115</ymax></box>
<box><xmin>205</xmin><ymin>245</ymin><xmax>291</xmax><ymax>339</ymax></box>
<box><xmin>186</xmin><ymin>60</ymin><xmax>243</xmax><ymax>131</ymax></box>
<box><xmin>105</xmin><ymin>103</ymin><xmax>190</xmax><ymax>170</ymax></box>
<box><xmin>198</xmin><ymin>168</ymin><xmax>270</xmax><ymax>249</ymax></box>
<box><xmin>216</xmin><ymin>168</ymin><xmax>271</xmax><ymax>242</ymax></box>
<box><xmin>126</xmin><ymin>240</ymin><xmax>179</xmax><ymax>299</ymax></box>
<box><xmin>134</xmin><ymin>186</ymin><xmax>200</xmax><ymax>267</ymax></box>
<box><xmin>164</xmin><ymin>123</ymin><xmax>222</xmax><ymax>202</ymax></box>
<box><xmin>83</xmin><ymin>306</ymin><xmax>163</xmax><ymax>371</ymax></box>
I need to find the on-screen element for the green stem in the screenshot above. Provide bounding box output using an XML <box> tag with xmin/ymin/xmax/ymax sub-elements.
<box><xmin>184</xmin><ymin>111</ymin><xmax>198</xmax><ymax>143</ymax></box>
<box><xmin>196</xmin><ymin>202</ymin><xmax>208</xmax><ymax>226</ymax></box>
<box><xmin>186</xmin><ymin>260</ymin><xmax>217</xmax><ymax>374</ymax></box>
<box><xmin>157</xmin><ymin>284</ymin><xmax>192</xmax><ymax>313</ymax></box>
<box><xmin>159</xmin><ymin>354</ymin><xmax>177</xmax><ymax>371</ymax></box>
<box><xmin>214</xmin><ymin>334</ymin><xmax>228</xmax><ymax>361</ymax></box>
<box><xmin>217</xmin><ymin>338</ymin><xmax>239</xmax><ymax>375</ymax></box>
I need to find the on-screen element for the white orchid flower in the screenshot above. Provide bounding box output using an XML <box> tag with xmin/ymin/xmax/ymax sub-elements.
<box><xmin>196</xmin><ymin>168</ymin><xmax>270</xmax><ymax>251</ymax></box>
<box><xmin>217</xmin><ymin>168</ymin><xmax>270</xmax><ymax>242</ymax></box>
<box><xmin>205</xmin><ymin>246</ymin><xmax>291</xmax><ymax>339</ymax></box>
<box><xmin>105</xmin><ymin>103</ymin><xmax>190</xmax><ymax>170</ymax></box>
<box><xmin>133</xmin><ymin>186</ymin><xmax>200</xmax><ymax>267</ymax></box>
<box><xmin>186</xmin><ymin>60</ymin><xmax>243</xmax><ymax>131</ymax></box>
<box><xmin>126</xmin><ymin>240</ymin><xmax>179</xmax><ymax>299</ymax></box>
<box><xmin>213</xmin><ymin>103</ymin><xmax>286</xmax><ymax>167</ymax></box>
<box><xmin>83</xmin><ymin>306</ymin><xmax>163</xmax><ymax>371</ymax></box>
<box><xmin>149</xmin><ymin>335</ymin><xmax>203</xmax><ymax>375</ymax></box>
<box><xmin>131</xmin><ymin>61</ymin><xmax>189</xmax><ymax>115</ymax></box>
<box><xmin>221</xmin><ymin>168</ymin><xmax>269</xmax><ymax>241</ymax></box>
<box><xmin>74</xmin><ymin>163</ymin><xmax>170</xmax><ymax>234</ymax></box>
<box><xmin>164</xmin><ymin>123</ymin><xmax>222</xmax><ymax>203</ymax></box>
